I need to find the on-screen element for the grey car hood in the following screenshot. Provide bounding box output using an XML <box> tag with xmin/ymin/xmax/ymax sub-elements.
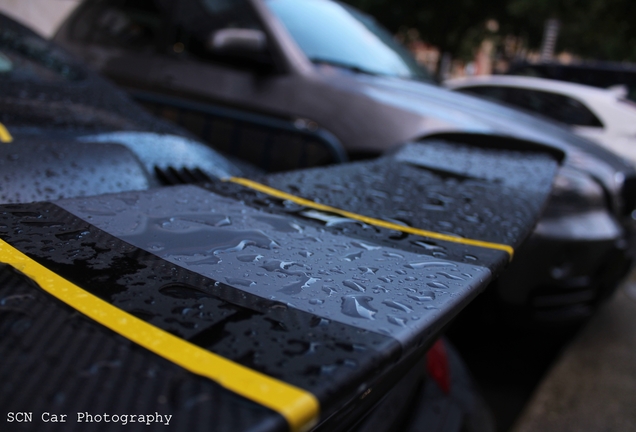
<box><xmin>348</xmin><ymin>72</ymin><xmax>635</xmax><ymax>191</ymax></box>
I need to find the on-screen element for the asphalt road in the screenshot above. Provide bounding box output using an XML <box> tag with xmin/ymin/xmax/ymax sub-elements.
<box><xmin>512</xmin><ymin>279</ymin><xmax>636</xmax><ymax>432</ymax></box>
<box><xmin>449</xmin><ymin>272</ymin><xmax>636</xmax><ymax>432</ymax></box>
<box><xmin>447</xmin><ymin>294</ymin><xmax>585</xmax><ymax>431</ymax></box>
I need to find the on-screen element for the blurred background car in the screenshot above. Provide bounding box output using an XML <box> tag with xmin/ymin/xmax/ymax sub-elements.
<box><xmin>53</xmin><ymin>0</ymin><xmax>636</xmax><ymax>329</ymax></box>
<box><xmin>506</xmin><ymin>61</ymin><xmax>636</xmax><ymax>103</ymax></box>
<box><xmin>445</xmin><ymin>75</ymin><xmax>636</xmax><ymax>166</ymax></box>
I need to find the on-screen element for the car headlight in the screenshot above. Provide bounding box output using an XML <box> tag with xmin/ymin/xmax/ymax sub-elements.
<box><xmin>535</xmin><ymin>166</ymin><xmax>622</xmax><ymax>240</ymax></box>
<box><xmin>542</xmin><ymin>166</ymin><xmax>606</xmax><ymax>217</ymax></box>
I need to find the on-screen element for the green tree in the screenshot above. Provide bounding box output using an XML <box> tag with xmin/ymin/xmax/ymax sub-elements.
<box><xmin>344</xmin><ymin>0</ymin><xmax>509</xmax><ymax>60</ymax></box>
<box><xmin>507</xmin><ymin>0</ymin><xmax>636</xmax><ymax>61</ymax></box>
<box><xmin>345</xmin><ymin>0</ymin><xmax>636</xmax><ymax>62</ymax></box>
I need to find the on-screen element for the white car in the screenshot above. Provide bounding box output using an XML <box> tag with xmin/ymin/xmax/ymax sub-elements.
<box><xmin>445</xmin><ymin>75</ymin><xmax>636</xmax><ymax>165</ymax></box>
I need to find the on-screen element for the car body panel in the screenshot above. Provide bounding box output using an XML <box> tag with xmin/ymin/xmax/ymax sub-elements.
<box><xmin>0</xmin><ymin>146</ymin><xmax>559</xmax><ymax>431</ymax></box>
<box><xmin>445</xmin><ymin>75</ymin><xmax>636</xmax><ymax>166</ymax></box>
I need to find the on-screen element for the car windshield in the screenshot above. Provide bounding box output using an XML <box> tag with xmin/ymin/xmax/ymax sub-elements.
<box><xmin>265</xmin><ymin>0</ymin><xmax>432</xmax><ymax>82</ymax></box>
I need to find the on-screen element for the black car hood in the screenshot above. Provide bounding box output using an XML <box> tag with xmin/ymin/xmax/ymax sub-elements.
<box><xmin>0</xmin><ymin>139</ymin><xmax>560</xmax><ymax>432</ymax></box>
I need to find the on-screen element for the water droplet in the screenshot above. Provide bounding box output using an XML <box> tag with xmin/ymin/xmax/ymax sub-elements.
<box><xmin>214</xmin><ymin>216</ymin><xmax>232</xmax><ymax>227</ymax></box>
<box><xmin>412</xmin><ymin>240</ymin><xmax>446</xmax><ymax>252</ymax></box>
<box><xmin>436</xmin><ymin>272</ymin><xmax>465</xmax><ymax>281</ymax></box>
<box><xmin>351</xmin><ymin>241</ymin><xmax>381</xmax><ymax>251</ymax></box>
<box><xmin>237</xmin><ymin>254</ymin><xmax>263</xmax><ymax>262</ymax></box>
<box><xmin>373</xmin><ymin>285</ymin><xmax>389</xmax><ymax>293</ymax></box>
<box><xmin>383</xmin><ymin>252</ymin><xmax>404</xmax><ymax>259</ymax></box>
<box><xmin>344</xmin><ymin>359</ymin><xmax>358</xmax><ymax>368</ymax></box>
<box><xmin>343</xmin><ymin>280</ymin><xmax>366</xmax><ymax>292</ymax></box>
<box><xmin>55</xmin><ymin>229</ymin><xmax>90</xmax><ymax>241</ymax></box>
<box><xmin>279</xmin><ymin>276</ymin><xmax>319</xmax><ymax>295</ymax></box>
<box><xmin>387</xmin><ymin>315</ymin><xmax>407</xmax><ymax>327</ymax></box>
<box><xmin>382</xmin><ymin>300</ymin><xmax>413</xmax><ymax>312</ymax></box>
<box><xmin>225</xmin><ymin>277</ymin><xmax>255</xmax><ymax>287</ymax></box>
<box><xmin>427</xmin><ymin>282</ymin><xmax>449</xmax><ymax>289</ymax></box>
<box><xmin>341</xmin><ymin>295</ymin><xmax>377</xmax><ymax>319</ymax></box>
<box><xmin>344</xmin><ymin>251</ymin><xmax>363</xmax><ymax>261</ymax></box>
<box><xmin>82</xmin><ymin>360</ymin><xmax>122</xmax><ymax>376</ymax></box>
<box><xmin>405</xmin><ymin>261</ymin><xmax>455</xmax><ymax>269</ymax></box>
<box><xmin>310</xmin><ymin>317</ymin><xmax>331</xmax><ymax>327</ymax></box>
<box><xmin>408</xmin><ymin>292</ymin><xmax>435</xmax><ymax>302</ymax></box>
<box><xmin>261</xmin><ymin>259</ymin><xmax>299</xmax><ymax>272</ymax></box>
<box><xmin>358</xmin><ymin>266</ymin><xmax>378</xmax><ymax>274</ymax></box>
<box><xmin>0</xmin><ymin>294</ymin><xmax>34</xmax><ymax>305</ymax></box>
<box><xmin>309</xmin><ymin>299</ymin><xmax>324</xmax><ymax>305</ymax></box>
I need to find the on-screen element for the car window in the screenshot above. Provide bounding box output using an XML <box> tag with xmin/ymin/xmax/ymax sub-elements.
<box><xmin>459</xmin><ymin>85</ymin><xmax>604</xmax><ymax>128</ymax></box>
<box><xmin>173</xmin><ymin>0</ymin><xmax>263</xmax><ymax>48</ymax></box>
<box><xmin>503</xmin><ymin>88</ymin><xmax>604</xmax><ymax>128</ymax></box>
<box><xmin>265</xmin><ymin>0</ymin><xmax>432</xmax><ymax>82</ymax></box>
<box><xmin>509</xmin><ymin>63</ymin><xmax>636</xmax><ymax>103</ymax></box>
<box><xmin>166</xmin><ymin>0</ymin><xmax>272</xmax><ymax>68</ymax></box>
<box><xmin>69</xmin><ymin>0</ymin><xmax>163</xmax><ymax>53</ymax></box>
<box><xmin>457</xmin><ymin>85</ymin><xmax>509</xmax><ymax>102</ymax></box>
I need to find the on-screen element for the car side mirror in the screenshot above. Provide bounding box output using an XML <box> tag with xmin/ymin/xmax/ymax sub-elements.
<box><xmin>209</xmin><ymin>28</ymin><xmax>267</xmax><ymax>55</ymax></box>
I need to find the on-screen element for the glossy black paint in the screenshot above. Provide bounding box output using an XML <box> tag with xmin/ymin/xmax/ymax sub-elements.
<box><xmin>0</xmin><ymin>202</ymin><xmax>399</xmax><ymax>400</ymax></box>
<box><xmin>0</xmin><ymin>140</ymin><xmax>150</xmax><ymax>204</ymax></box>
<box><xmin>206</xmin><ymin>143</ymin><xmax>558</xmax><ymax>270</ymax></box>
<box><xmin>0</xmin><ymin>263</ymin><xmax>288</xmax><ymax>432</ymax></box>
<box><xmin>55</xmin><ymin>185</ymin><xmax>494</xmax><ymax>347</ymax></box>
<box><xmin>0</xmin><ymin>132</ymin><xmax>559</xmax><ymax>430</ymax></box>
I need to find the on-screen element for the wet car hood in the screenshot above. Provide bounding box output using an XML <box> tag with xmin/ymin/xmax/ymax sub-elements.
<box><xmin>0</xmin><ymin>139</ymin><xmax>560</xmax><ymax>432</ymax></box>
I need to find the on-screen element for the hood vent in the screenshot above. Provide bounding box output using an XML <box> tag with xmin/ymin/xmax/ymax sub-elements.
<box><xmin>154</xmin><ymin>166</ymin><xmax>213</xmax><ymax>186</ymax></box>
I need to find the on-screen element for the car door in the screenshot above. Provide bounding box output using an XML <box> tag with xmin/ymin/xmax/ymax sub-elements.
<box><xmin>128</xmin><ymin>0</ymin><xmax>355</xmax><ymax>171</ymax></box>
<box><xmin>149</xmin><ymin>0</ymin><xmax>302</xmax><ymax>118</ymax></box>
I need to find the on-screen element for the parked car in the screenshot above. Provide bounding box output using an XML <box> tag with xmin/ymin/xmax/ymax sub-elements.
<box><xmin>0</xmin><ymin>12</ymin><xmax>565</xmax><ymax>432</ymax></box>
<box><xmin>445</xmin><ymin>75</ymin><xmax>636</xmax><ymax>166</ymax></box>
<box><xmin>506</xmin><ymin>60</ymin><xmax>636</xmax><ymax>102</ymax></box>
<box><xmin>55</xmin><ymin>0</ymin><xmax>636</xmax><ymax>327</ymax></box>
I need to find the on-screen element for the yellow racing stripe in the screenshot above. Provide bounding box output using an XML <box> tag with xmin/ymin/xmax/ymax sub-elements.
<box><xmin>227</xmin><ymin>177</ymin><xmax>514</xmax><ymax>260</ymax></box>
<box><xmin>0</xmin><ymin>238</ymin><xmax>319</xmax><ymax>432</ymax></box>
<box><xmin>0</xmin><ymin>122</ymin><xmax>13</xmax><ymax>143</ymax></box>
